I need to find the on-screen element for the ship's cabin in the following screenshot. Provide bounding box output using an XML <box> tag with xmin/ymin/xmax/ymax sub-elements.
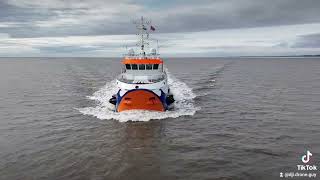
<box><xmin>121</xmin><ymin>58</ymin><xmax>164</xmax><ymax>73</ymax></box>
<box><xmin>123</xmin><ymin>63</ymin><xmax>163</xmax><ymax>72</ymax></box>
<box><xmin>118</xmin><ymin>58</ymin><xmax>165</xmax><ymax>84</ymax></box>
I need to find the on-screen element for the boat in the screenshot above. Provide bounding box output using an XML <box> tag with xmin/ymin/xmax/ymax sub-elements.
<box><xmin>109</xmin><ymin>17</ymin><xmax>175</xmax><ymax>112</ymax></box>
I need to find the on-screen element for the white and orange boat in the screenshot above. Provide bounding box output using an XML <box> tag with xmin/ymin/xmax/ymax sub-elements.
<box><xmin>109</xmin><ymin>17</ymin><xmax>174</xmax><ymax>112</ymax></box>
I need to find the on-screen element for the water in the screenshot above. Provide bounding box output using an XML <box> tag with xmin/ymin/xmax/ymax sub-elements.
<box><xmin>0</xmin><ymin>57</ymin><xmax>319</xmax><ymax>180</ymax></box>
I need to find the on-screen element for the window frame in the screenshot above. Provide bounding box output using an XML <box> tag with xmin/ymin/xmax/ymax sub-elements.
<box><xmin>146</xmin><ymin>64</ymin><xmax>153</xmax><ymax>70</ymax></box>
<box><xmin>153</xmin><ymin>64</ymin><xmax>159</xmax><ymax>70</ymax></box>
<box><xmin>138</xmin><ymin>64</ymin><xmax>146</xmax><ymax>70</ymax></box>
<box><xmin>131</xmin><ymin>64</ymin><xmax>138</xmax><ymax>70</ymax></box>
<box><xmin>125</xmin><ymin>64</ymin><xmax>131</xmax><ymax>70</ymax></box>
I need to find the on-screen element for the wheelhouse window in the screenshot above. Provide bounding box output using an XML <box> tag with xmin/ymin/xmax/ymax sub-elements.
<box><xmin>153</xmin><ymin>64</ymin><xmax>159</xmax><ymax>70</ymax></box>
<box><xmin>139</xmin><ymin>64</ymin><xmax>145</xmax><ymax>70</ymax></box>
<box><xmin>146</xmin><ymin>64</ymin><xmax>152</xmax><ymax>70</ymax></box>
<box><xmin>125</xmin><ymin>64</ymin><xmax>131</xmax><ymax>70</ymax></box>
<box><xmin>132</xmin><ymin>64</ymin><xmax>138</xmax><ymax>70</ymax></box>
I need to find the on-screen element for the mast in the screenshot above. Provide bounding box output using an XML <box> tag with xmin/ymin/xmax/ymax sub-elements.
<box><xmin>133</xmin><ymin>16</ymin><xmax>151</xmax><ymax>57</ymax></box>
<box><xmin>156</xmin><ymin>40</ymin><xmax>159</xmax><ymax>55</ymax></box>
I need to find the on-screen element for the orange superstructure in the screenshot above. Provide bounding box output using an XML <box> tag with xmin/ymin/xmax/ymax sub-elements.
<box><xmin>122</xmin><ymin>58</ymin><xmax>163</xmax><ymax>64</ymax></box>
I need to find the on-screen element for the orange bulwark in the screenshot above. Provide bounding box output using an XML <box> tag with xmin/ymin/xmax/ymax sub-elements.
<box><xmin>122</xmin><ymin>58</ymin><xmax>163</xmax><ymax>64</ymax></box>
<box><xmin>117</xmin><ymin>90</ymin><xmax>165</xmax><ymax>112</ymax></box>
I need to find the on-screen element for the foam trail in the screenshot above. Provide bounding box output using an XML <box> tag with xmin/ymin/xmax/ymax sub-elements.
<box><xmin>78</xmin><ymin>72</ymin><xmax>199</xmax><ymax>122</ymax></box>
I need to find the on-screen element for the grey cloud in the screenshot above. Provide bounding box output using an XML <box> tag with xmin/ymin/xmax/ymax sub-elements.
<box><xmin>292</xmin><ymin>33</ymin><xmax>320</xmax><ymax>48</ymax></box>
<box><xmin>39</xmin><ymin>45</ymin><xmax>101</xmax><ymax>53</ymax></box>
<box><xmin>160</xmin><ymin>0</ymin><xmax>320</xmax><ymax>33</ymax></box>
<box><xmin>0</xmin><ymin>0</ymin><xmax>320</xmax><ymax>38</ymax></box>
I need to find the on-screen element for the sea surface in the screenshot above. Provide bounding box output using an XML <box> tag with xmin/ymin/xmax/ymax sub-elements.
<box><xmin>0</xmin><ymin>57</ymin><xmax>319</xmax><ymax>180</ymax></box>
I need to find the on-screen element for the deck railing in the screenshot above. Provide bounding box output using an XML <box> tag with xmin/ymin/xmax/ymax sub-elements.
<box><xmin>117</xmin><ymin>73</ymin><xmax>166</xmax><ymax>84</ymax></box>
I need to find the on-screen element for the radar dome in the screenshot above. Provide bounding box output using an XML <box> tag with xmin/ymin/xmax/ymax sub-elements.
<box><xmin>128</xmin><ymin>48</ymin><xmax>135</xmax><ymax>56</ymax></box>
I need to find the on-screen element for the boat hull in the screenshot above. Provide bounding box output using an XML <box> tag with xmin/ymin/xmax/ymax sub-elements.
<box><xmin>116</xmin><ymin>89</ymin><xmax>166</xmax><ymax>112</ymax></box>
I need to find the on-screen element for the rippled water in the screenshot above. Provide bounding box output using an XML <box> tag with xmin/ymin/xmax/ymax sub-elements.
<box><xmin>0</xmin><ymin>57</ymin><xmax>319</xmax><ymax>180</ymax></box>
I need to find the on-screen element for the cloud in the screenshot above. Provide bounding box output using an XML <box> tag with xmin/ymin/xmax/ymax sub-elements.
<box><xmin>0</xmin><ymin>0</ymin><xmax>320</xmax><ymax>56</ymax></box>
<box><xmin>0</xmin><ymin>34</ymin><xmax>137</xmax><ymax>56</ymax></box>
<box><xmin>1</xmin><ymin>23</ymin><xmax>320</xmax><ymax>57</ymax></box>
<box><xmin>0</xmin><ymin>0</ymin><xmax>142</xmax><ymax>37</ymax></box>
<box><xmin>292</xmin><ymin>33</ymin><xmax>320</xmax><ymax>48</ymax></box>
<box><xmin>1</xmin><ymin>0</ymin><xmax>320</xmax><ymax>38</ymax></box>
<box><xmin>158</xmin><ymin>0</ymin><xmax>320</xmax><ymax>33</ymax></box>
<box><xmin>156</xmin><ymin>23</ymin><xmax>320</xmax><ymax>56</ymax></box>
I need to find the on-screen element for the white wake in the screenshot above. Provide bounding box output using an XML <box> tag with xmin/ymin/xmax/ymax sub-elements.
<box><xmin>78</xmin><ymin>72</ymin><xmax>199</xmax><ymax>122</ymax></box>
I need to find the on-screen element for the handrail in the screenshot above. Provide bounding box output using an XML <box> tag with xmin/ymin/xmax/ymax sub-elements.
<box><xmin>117</xmin><ymin>73</ymin><xmax>166</xmax><ymax>84</ymax></box>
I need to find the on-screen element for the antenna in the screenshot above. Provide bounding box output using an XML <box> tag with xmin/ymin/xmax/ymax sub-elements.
<box><xmin>157</xmin><ymin>40</ymin><xmax>160</xmax><ymax>55</ymax></box>
<box><xmin>133</xmin><ymin>16</ymin><xmax>151</xmax><ymax>57</ymax></box>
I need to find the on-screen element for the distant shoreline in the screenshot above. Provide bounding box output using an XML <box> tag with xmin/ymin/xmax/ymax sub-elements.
<box><xmin>237</xmin><ymin>55</ymin><xmax>320</xmax><ymax>58</ymax></box>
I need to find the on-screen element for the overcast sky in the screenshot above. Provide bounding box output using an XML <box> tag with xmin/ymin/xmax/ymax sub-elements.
<box><xmin>0</xmin><ymin>0</ymin><xmax>320</xmax><ymax>57</ymax></box>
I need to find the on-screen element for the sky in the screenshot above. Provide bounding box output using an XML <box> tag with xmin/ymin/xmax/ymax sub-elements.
<box><xmin>0</xmin><ymin>0</ymin><xmax>320</xmax><ymax>57</ymax></box>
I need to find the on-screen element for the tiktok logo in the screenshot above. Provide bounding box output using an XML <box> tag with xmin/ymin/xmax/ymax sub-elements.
<box><xmin>280</xmin><ymin>149</ymin><xmax>317</xmax><ymax>177</ymax></box>
<box><xmin>301</xmin><ymin>150</ymin><xmax>312</xmax><ymax>164</ymax></box>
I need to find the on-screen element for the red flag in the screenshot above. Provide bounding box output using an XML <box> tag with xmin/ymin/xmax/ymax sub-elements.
<box><xmin>150</xmin><ymin>25</ymin><xmax>155</xmax><ymax>31</ymax></box>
